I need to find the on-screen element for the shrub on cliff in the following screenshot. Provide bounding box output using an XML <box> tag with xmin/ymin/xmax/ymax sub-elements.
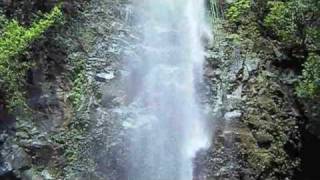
<box><xmin>264</xmin><ymin>1</ymin><xmax>297</xmax><ymax>43</ymax></box>
<box><xmin>226</xmin><ymin>0</ymin><xmax>252</xmax><ymax>23</ymax></box>
<box><xmin>0</xmin><ymin>5</ymin><xmax>63</xmax><ymax>111</ymax></box>
<box><xmin>225</xmin><ymin>0</ymin><xmax>320</xmax><ymax>97</ymax></box>
<box><xmin>297</xmin><ymin>54</ymin><xmax>320</xmax><ymax>97</ymax></box>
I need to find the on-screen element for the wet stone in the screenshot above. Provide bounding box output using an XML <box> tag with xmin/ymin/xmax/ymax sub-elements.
<box><xmin>0</xmin><ymin>161</ymin><xmax>12</xmax><ymax>176</ymax></box>
<box><xmin>224</xmin><ymin>110</ymin><xmax>242</xmax><ymax>122</ymax></box>
<box><xmin>2</xmin><ymin>145</ymin><xmax>31</xmax><ymax>172</ymax></box>
<box><xmin>95</xmin><ymin>72</ymin><xmax>115</xmax><ymax>82</ymax></box>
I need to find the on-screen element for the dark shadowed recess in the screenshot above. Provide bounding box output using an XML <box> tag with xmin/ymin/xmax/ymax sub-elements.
<box><xmin>295</xmin><ymin>131</ymin><xmax>320</xmax><ymax>180</ymax></box>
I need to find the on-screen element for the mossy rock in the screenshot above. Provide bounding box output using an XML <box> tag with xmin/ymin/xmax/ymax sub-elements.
<box><xmin>253</xmin><ymin>131</ymin><xmax>273</xmax><ymax>148</ymax></box>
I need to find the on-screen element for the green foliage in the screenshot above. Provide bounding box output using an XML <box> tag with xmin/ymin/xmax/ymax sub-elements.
<box><xmin>68</xmin><ymin>58</ymin><xmax>88</xmax><ymax>110</ymax></box>
<box><xmin>226</xmin><ymin>0</ymin><xmax>252</xmax><ymax>23</ymax></box>
<box><xmin>297</xmin><ymin>54</ymin><xmax>320</xmax><ymax>97</ymax></box>
<box><xmin>306</xmin><ymin>27</ymin><xmax>320</xmax><ymax>51</ymax></box>
<box><xmin>0</xmin><ymin>6</ymin><xmax>63</xmax><ymax>110</ymax></box>
<box><xmin>208</xmin><ymin>0</ymin><xmax>220</xmax><ymax>20</ymax></box>
<box><xmin>264</xmin><ymin>1</ymin><xmax>297</xmax><ymax>43</ymax></box>
<box><xmin>52</xmin><ymin>54</ymin><xmax>91</xmax><ymax>176</ymax></box>
<box><xmin>263</xmin><ymin>0</ymin><xmax>320</xmax><ymax>44</ymax></box>
<box><xmin>0</xmin><ymin>6</ymin><xmax>63</xmax><ymax>62</ymax></box>
<box><xmin>225</xmin><ymin>0</ymin><xmax>320</xmax><ymax>97</ymax></box>
<box><xmin>226</xmin><ymin>0</ymin><xmax>319</xmax><ymax>44</ymax></box>
<box><xmin>0</xmin><ymin>14</ymin><xmax>8</xmax><ymax>32</ymax></box>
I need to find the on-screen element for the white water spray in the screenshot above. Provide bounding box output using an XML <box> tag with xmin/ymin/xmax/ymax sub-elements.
<box><xmin>122</xmin><ymin>0</ymin><xmax>212</xmax><ymax>179</ymax></box>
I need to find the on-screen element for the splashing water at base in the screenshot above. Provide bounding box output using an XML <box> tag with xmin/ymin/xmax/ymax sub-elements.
<box><xmin>122</xmin><ymin>0</ymin><xmax>212</xmax><ymax>179</ymax></box>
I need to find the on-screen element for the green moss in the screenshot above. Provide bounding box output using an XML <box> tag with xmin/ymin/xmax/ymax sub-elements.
<box><xmin>78</xmin><ymin>28</ymin><xmax>96</xmax><ymax>52</ymax></box>
<box><xmin>239</xmin><ymin>67</ymin><xmax>300</xmax><ymax>176</ymax></box>
<box><xmin>68</xmin><ymin>57</ymin><xmax>88</xmax><ymax>110</ymax></box>
<box><xmin>249</xmin><ymin>149</ymin><xmax>273</xmax><ymax>171</ymax></box>
<box><xmin>50</xmin><ymin>53</ymin><xmax>92</xmax><ymax>178</ymax></box>
<box><xmin>0</xmin><ymin>6</ymin><xmax>63</xmax><ymax>111</ymax></box>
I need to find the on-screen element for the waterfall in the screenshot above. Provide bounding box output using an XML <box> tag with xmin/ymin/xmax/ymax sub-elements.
<box><xmin>120</xmin><ymin>0</ymin><xmax>212</xmax><ymax>179</ymax></box>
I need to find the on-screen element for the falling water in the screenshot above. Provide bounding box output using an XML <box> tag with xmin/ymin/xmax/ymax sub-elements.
<box><xmin>121</xmin><ymin>0</ymin><xmax>212</xmax><ymax>179</ymax></box>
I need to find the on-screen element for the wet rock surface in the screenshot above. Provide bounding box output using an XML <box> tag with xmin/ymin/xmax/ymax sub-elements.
<box><xmin>0</xmin><ymin>0</ymin><xmax>134</xmax><ymax>178</ymax></box>
<box><xmin>195</xmin><ymin>22</ymin><xmax>302</xmax><ymax>180</ymax></box>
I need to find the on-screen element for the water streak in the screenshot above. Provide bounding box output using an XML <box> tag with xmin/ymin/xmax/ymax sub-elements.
<box><xmin>122</xmin><ymin>1</ymin><xmax>211</xmax><ymax>179</ymax></box>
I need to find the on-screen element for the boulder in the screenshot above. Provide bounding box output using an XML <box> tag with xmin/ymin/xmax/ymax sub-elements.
<box><xmin>1</xmin><ymin>144</ymin><xmax>31</xmax><ymax>172</ymax></box>
<box><xmin>0</xmin><ymin>161</ymin><xmax>12</xmax><ymax>176</ymax></box>
<box><xmin>95</xmin><ymin>72</ymin><xmax>115</xmax><ymax>82</ymax></box>
<box><xmin>253</xmin><ymin>132</ymin><xmax>273</xmax><ymax>148</ymax></box>
<box><xmin>244</xmin><ymin>57</ymin><xmax>259</xmax><ymax>74</ymax></box>
<box><xmin>224</xmin><ymin>110</ymin><xmax>242</xmax><ymax>122</ymax></box>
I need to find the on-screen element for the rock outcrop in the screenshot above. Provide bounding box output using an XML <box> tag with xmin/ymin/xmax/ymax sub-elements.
<box><xmin>195</xmin><ymin>22</ymin><xmax>302</xmax><ymax>180</ymax></box>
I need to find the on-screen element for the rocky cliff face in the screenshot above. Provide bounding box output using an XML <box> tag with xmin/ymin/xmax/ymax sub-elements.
<box><xmin>0</xmin><ymin>1</ymin><xmax>88</xmax><ymax>179</ymax></box>
<box><xmin>197</xmin><ymin>0</ymin><xmax>320</xmax><ymax>179</ymax></box>
<box><xmin>0</xmin><ymin>0</ymin><xmax>137</xmax><ymax>179</ymax></box>
<box><xmin>192</xmin><ymin>22</ymin><xmax>302</xmax><ymax>180</ymax></box>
